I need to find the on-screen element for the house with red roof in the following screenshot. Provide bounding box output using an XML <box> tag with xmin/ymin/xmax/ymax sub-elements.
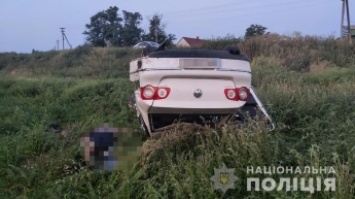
<box><xmin>176</xmin><ymin>36</ymin><xmax>205</xmax><ymax>48</ymax></box>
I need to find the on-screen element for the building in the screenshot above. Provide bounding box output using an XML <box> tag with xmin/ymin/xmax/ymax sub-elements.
<box><xmin>176</xmin><ymin>37</ymin><xmax>205</xmax><ymax>48</ymax></box>
<box><xmin>341</xmin><ymin>25</ymin><xmax>355</xmax><ymax>38</ymax></box>
<box><xmin>351</xmin><ymin>26</ymin><xmax>355</xmax><ymax>38</ymax></box>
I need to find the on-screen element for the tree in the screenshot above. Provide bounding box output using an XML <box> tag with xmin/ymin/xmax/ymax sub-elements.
<box><xmin>244</xmin><ymin>24</ymin><xmax>267</xmax><ymax>39</ymax></box>
<box><xmin>142</xmin><ymin>14</ymin><xmax>176</xmax><ymax>46</ymax></box>
<box><xmin>83</xmin><ymin>6</ymin><xmax>123</xmax><ymax>47</ymax></box>
<box><xmin>120</xmin><ymin>11</ymin><xmax>144</xmax><ymax>46</ymax></box>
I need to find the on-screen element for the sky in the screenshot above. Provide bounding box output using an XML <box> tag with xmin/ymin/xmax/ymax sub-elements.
<box><xmin>0</xmin><ymin>0</ymin><xmax>354</xmax><ymax>53</ymax></box>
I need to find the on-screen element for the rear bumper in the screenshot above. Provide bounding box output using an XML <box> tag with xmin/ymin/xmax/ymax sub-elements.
<box><xmin>148</xmin><ymin>105</ymin><xmax>244</xmax><ymax>114</ymax></box>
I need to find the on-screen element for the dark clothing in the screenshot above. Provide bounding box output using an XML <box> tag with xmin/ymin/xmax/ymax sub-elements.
<box><xmin>89</xmin><ymin>131</ymin><xmax>117</xmax><ymax>162</ymax></box>
<box><xmin>87</xmin><ymin>131</ymin><xmax>119</xmax><ymax>171</ymax></box>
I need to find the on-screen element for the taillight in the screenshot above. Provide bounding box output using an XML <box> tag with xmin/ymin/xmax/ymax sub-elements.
<box><xmin>157</xmin><ymin>88</ymin><xmax>169</xmax><ymax>98</ymax></box>
<box><xmin>142</xmin><ymin>85</ymin><xmax>155</xmax><ymax>99</ymax></box>
<box><xmin>224</xmin><ymin>87</ymin><xmax>249</xmax><ymax>101</ymax></box>
<box><xmin>140</xmin><ymin>85</ymin><xmax>171</xmax><ymax>100</ymax></box>
<box><xmin>238</xmin><ymin>87</ymin><xmax>248</xmax><ymax>101</ymax></box>
<box><xmin>226</xmin><ymin>89</ymin><xmax>237</xmax><ymax>100</ymax></box>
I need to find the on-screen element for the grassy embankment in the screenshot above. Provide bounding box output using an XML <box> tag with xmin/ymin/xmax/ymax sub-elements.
<box><xmin>0</xmin><ymin>36</ymin><xmax>354</xmax><ymax>199</ymax></box>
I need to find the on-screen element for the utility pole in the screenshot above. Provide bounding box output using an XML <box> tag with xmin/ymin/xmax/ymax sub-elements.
<box><xmin>340</xmin><ymin>0</ymin><xmax>352</xmax><ymax>44</ymax></box>
<box><xmin>56</xmin><ymin>40</ymin><xmax>59</xmax><ymax>51</ymax></box>
<box><xmin>60</xmin><ymin>27</ymin><xmax>65</xmax><ymax>50</ymax></box>
<box><xmin>60</xmin><ymin>27</ymin><xmax>72</xmax><ymax>50</ymax></box>
<box><xmin>341</xmin><ymin>0</ymin><xmax>345</xmax><ymax>37</ymax></box>
<box><xmin>345</xmin><ymin>0</ymin><xmax>351</xmax><ymax>44</ymax></box>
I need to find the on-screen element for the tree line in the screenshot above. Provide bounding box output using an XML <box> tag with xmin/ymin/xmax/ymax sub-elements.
<box><xmin>83</xmin><ymin>6</ymin><xmax>176</xmax><ymax>47</ymax></box>
<box><xmin>82</xmin><ymin>6</ymin><xmax>268</xmax><ymax>47</ymax></box>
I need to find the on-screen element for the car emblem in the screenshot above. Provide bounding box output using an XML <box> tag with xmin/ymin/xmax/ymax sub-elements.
<box><xmin>193</xmin><ymin>89</ymin><xmax>202</xmax><ymax>98</ymax></box>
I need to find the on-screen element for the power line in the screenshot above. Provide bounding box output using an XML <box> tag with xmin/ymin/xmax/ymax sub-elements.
<box><xmin>162</xmin><ymin>0</ymin><xmax>253</xmax><ymax>15</ymax></box>
<box><xmin>162</xmin><ymin>0</ymin><xmax>325</xmax><ymax>18</ymax></box>
<box><xmin>164</xmin><ymin>0</ymin><xmax>330</xmax><ymax>24</ymax></box>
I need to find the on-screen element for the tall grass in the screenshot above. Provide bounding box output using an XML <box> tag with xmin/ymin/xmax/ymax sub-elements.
<box><xmin>202</xmin><ymin>34</ymin><xmax>355</xmax><ymax>72</ymax></box>
<box><xmin>0</xmin><ymin>45</ymin><xmax>142</xmax><ymax>78</ymax></box>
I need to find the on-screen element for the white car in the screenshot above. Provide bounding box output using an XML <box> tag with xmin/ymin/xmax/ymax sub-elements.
<box><xmin>133</xmin><ymin>41</ymin><xmax>160</xmax><ymax>49</ymax></box>
<box><xmin>129</xmin><ymin>46</ymin><xmax>274</xmax><ymax>139</ymax></box>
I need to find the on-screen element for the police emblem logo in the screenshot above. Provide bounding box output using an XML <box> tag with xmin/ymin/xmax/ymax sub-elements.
<box><xmin>210</xmin><ymin>163</ymin><xmax>238</xmax><ymax>193</ymax></box>
<box><xmin>220</xmin><ymin>172</ymin><xmax>229</xmax><ymax>184</ymax></box>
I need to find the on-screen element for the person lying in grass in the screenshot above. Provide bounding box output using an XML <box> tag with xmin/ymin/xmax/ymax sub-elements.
<box><xmin>80</xmin><ymin>124</ymin><xmax>119</xmax><ymax>171</ymax></box>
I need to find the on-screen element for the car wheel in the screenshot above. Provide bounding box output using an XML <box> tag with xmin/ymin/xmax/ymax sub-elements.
<box><xmin>139</xmin><ymin>116</ymin><xmax>150</xmax><ymax>141</ymax></box>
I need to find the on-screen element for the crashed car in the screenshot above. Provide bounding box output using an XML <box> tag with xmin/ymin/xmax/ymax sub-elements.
<box><xmin>129</xmin><ymin>42</ymin><xmax>274</xmax><ymax>139</ymax></box>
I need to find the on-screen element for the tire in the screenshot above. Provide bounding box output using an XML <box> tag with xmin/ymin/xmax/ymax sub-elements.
<box><xmin>233</xmin><ymin>105</ymin><xmax>272</xmax><ymax>129</ymax></box>
<box><xmin>139</xmin><ymin>116</ymin><xmax>150</xmax><ymax>141</ymax></box>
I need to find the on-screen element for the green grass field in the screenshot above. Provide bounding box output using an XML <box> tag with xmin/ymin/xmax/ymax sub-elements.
<box><xmin>0</xmin><ymin>36</ymin><xmax>355</xmax><ymax>199</ymax></box>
